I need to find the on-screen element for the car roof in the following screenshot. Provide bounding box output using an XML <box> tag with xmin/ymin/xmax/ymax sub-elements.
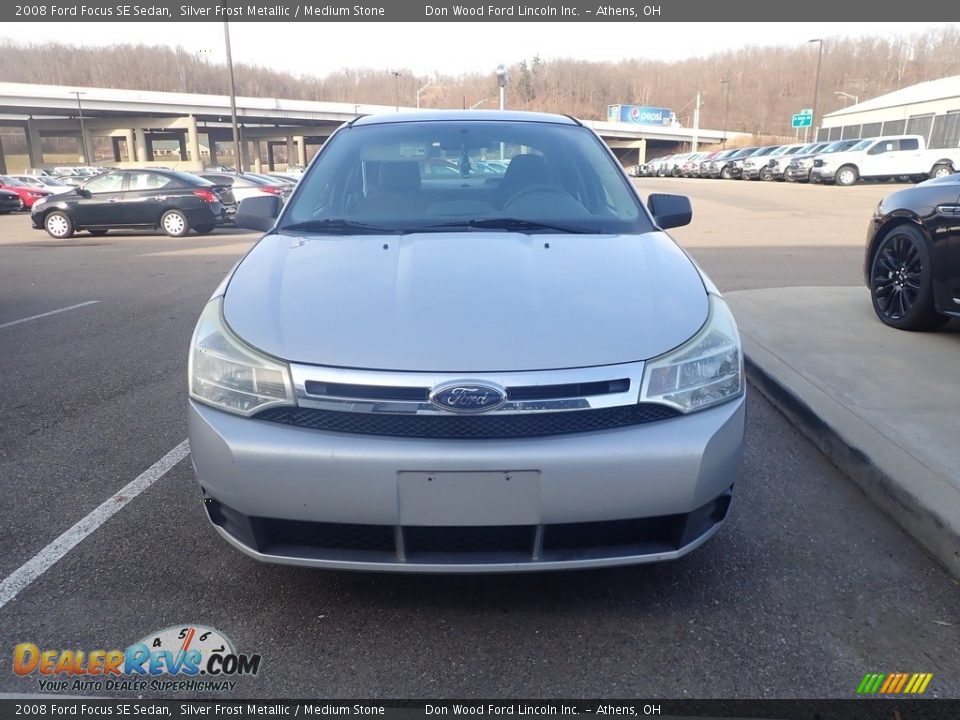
<box><xmin>351</xmin><ymin>110</ymin><xmax>579</xmax><ymax>127</ymax></box>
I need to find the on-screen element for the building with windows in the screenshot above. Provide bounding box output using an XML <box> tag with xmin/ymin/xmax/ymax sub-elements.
<box><xmin>819</xmin><ymin>75</ymin><xmax>960</xmax><ymax>148</ymax></box>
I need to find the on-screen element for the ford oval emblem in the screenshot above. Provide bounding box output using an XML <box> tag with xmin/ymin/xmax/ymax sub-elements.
<box><xmin>429</xmin><ymin>381</ymin><xmax>507</xmax><ymax>414</ymax></box>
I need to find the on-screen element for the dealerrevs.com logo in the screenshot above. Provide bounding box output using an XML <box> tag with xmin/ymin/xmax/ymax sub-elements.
<box><xmin>13</xmin><ymin>624</ymin><xmax>261</xmax><ymax>693</ymax></box>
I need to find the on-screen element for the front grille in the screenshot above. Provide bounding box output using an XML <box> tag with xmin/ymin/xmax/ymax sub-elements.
<box><xmin>204</xmin><ymin>491</ymin><xmax>732</xmax><ymax>565</ymax></box>
<box><xmin>263</xmin><ymin>518</ymin><xmax>395</xmax><ymax>552</ymax></box>
<box><xmin>405</xmin><ymin>525</ymin><xmax>535</xmax><ymax>555</ymax></box>
<box><xmin>301</xmin><ymin>378</ymin><xmax>630</xmax><ymax>403</ymax></box>
<box><xmin>255</xmin><ymin>403</ymin><xmax>680</xmax><ymax>439</ymax></box>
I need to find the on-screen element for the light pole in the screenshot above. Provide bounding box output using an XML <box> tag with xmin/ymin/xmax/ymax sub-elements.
<box><xmin>496</xmin><ymin>64</ymin><xmax>509</xmax><ymax>160</ymax></box>
<box><xmin>720</xmin><ymin>79</ymin><xmax>730</xmax><ymax>149</ymax></box>
<box><xmin>223</xmin><ymin>21</ymin><xmax>242</xmax><ymax>171</ymax></box>
<box><xmin>496</xmin><ymin>64</ymin><xmax>509</xmax><ymax>111</ymax></box>
<box><xmin>834</xmin><ymin>91</ymin><xmax>858</xmax><ymax>106</ymax></box>
<box><xmin>809</xmin><ymin>38</ymin><xmax>824</xmax><ymax>143</ymax></box>
<box><xmin>71</xmin><ymin>91</ymin><xmax>89</xmax><ymax>163</ymax></box>
<box><xmin>392</xmin><ymin>71</ymin><xmax>401</xmax><ymax>111</ymax></box>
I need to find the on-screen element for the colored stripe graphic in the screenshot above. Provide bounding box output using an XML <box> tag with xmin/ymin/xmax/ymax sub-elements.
<box><xmin>890</xmin><ymin>673</ymin><xmax>917</xmax><ymax>693</ymax></box>
<box><xmin>904</xmin><ymin>674</ymin><xmax>920</xmax><ymax>694</ymax></box>
<box><xmin>857</xmin><ymin>672</ymin><xmax>932</xmax><ymax>694</ymax></box>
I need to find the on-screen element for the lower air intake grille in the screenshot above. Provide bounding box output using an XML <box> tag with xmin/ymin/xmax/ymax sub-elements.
<box><xmin>255</xmin><ymin>404</ymin><xmax>680</xmax><ymax>439</ymax></box>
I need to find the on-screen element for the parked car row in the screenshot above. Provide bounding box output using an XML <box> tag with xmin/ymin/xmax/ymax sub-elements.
<box><xmin>24</xmin><ymin>167</ymin><xmax>306</xmax><ymax>238</ymax></box>
<box><xmin>632</xmin><ymin>134</ymin><xmax>960</xmax><ymax>186</ymax></box>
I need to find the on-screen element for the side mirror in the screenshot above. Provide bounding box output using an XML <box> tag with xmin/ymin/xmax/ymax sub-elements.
<box><xmin>235</xmin><ymin>195</ymin><xmax>281</xmax><ymax>232</ymax></box>
<box><xmin>76</xmin><ymin>187</ymin><xmax>91</xmax><ymax>198</ymax></box>
<box><xmin>648</xmin><ymin>193</ymin><xmax>692</xmax><ymax>230</ymax></box>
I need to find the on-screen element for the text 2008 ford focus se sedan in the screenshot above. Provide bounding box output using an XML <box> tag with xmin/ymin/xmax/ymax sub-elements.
<box><xmin>187</xmin><ymin>111</ymin><xmax>745</xmax><ymax>572</ymax></box>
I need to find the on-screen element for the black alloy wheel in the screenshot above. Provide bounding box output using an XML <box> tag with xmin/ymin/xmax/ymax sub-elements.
<box><xmin>869</xmin><ymin>225</ymin><xmax>946</xmax><ymax>330</ymax></box>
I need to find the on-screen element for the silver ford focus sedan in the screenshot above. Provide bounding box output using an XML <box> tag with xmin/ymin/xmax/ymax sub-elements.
<box><xmin>187</xmin><ymin>111</ymin><xmax>745</xmax><ymax>572</ymax></box>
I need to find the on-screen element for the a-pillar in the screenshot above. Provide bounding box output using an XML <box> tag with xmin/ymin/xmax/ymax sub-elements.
<box><xmin>186</xmin><ymin>115</ymin><xmax>201</xmax><ymax>163</ymax></box>
<box><xmin>134</xmin><ymin>128</ymin><xmax>150</xmax><ymax>163</ymax></box>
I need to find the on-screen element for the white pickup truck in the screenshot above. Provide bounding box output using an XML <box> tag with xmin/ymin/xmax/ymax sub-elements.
<box><xmin>813</xmin><ymin>134</ymin><xmax>960</xmax><ymax>186</ymax></box>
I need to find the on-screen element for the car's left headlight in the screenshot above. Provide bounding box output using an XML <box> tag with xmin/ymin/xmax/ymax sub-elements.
<box><xmin>640</xmin><ymin>294</ymin><xmax>743</xmax><ymax>413</ymax></box>
<box><xmin>189</xmin><ymin>297</ymin><xmax>295</xmax><ymax>416</ymax></box>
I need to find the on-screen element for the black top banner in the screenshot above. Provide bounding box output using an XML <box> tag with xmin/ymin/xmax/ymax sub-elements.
<box><xmin>3</xmin><ymin>0</ymin><xmax>958</xmax><ymax>22</ymax></box>
<box><xmin>3</xmin><ymin>699</ymin><xmax>960</xmax><ymax>719</ymax></box>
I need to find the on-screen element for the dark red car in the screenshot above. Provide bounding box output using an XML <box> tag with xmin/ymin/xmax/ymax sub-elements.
<box><xmin>0</xmin><ymin>175</ymin><xmax>51</xmax><ymax>209</ymax></box>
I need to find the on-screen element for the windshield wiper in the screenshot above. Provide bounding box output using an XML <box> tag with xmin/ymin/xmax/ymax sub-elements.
<box><xmin>279</xmin><ymin>219</ymin><xmax>401</xmax><ymax>235</ymax></box>
<box><xmin>420</xmin><ymin>218</ymin><xmax>597</xmax><ymax>234</ymax></box>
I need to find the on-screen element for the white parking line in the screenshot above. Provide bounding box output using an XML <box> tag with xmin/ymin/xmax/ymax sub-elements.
<box><xmin>0</xmin><ymin>300</ymin><xmax>100</xmax><ymax>330</ymax></box>
<box><xmin>0</xmin><ymin>440</ymin><xmax>190</xmax><ymax>611</ymax></box>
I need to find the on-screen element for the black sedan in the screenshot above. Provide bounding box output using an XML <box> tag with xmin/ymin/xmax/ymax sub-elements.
<box><xmin>0</xmin><ymin>188</ymin><xmax>21</xmax><ymax>213</ymax></box>
<box><xmin>30</xmin><ymin>169</ymin><xmax>236</xmax><ymax>239</ymax></box>
<box><xmin>865</xmin><ymin>174</ymin><xmax>960</xmax><ymax>330</ymax></box>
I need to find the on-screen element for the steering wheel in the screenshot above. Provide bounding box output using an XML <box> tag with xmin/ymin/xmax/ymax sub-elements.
<box><xmin>502</xmin><ymin>184</ymin><xmax>570</xmax><ymax>209</ymax></box>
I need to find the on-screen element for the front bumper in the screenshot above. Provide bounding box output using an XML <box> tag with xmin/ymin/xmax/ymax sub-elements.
<box><xmin>188</xmin><ymin>395</ymin><xmax>745</xmax><ymax>572</ymax></box>
<box><xmin>784</xmin><ymin>166</ymin><xmax>810</xmax><ymax>181</ymax></box>
<box><xmin>811</xmin><ymin>166</ymin><xmax>836</xmax><ymax>182</ymax></box>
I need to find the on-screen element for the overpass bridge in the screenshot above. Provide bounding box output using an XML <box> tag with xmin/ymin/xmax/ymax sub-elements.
<box><xmin>0</xmin><ymin>82</ymin><xmax>741</xmax><ymax>173</ymax></box>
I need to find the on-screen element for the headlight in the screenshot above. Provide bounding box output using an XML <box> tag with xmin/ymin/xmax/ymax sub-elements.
<box><xmin>189</xmin><ymin>297</ymin><xmax>295</xmax><ymax>416</ymax></box>
<box><xmin>640</xmin><ymin>295</ymin><xmax>743</xmax><ymax>413</ymax></box>
<box><xmin>798</xmin><ymin>158</ymin><xmax>813</xmax><ymax>168</ymax></box>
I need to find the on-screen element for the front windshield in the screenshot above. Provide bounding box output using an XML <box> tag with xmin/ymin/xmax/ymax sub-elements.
<box><xmin>849</xmin><ymin>139</ymin><xmax>873</xmax><ymax>151</ymax></box>
<box><xmin>0</xmin><ymin>176</ymin><xmax>25</xmax><ymax>187</ymax></box>
<box><xmin>281</xmin><ymin>119</ymin><xmax>652</xmax><ymax>234</ymax></box>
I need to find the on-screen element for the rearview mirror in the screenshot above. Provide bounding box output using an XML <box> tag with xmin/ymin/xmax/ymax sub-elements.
<box><xmin>235</xmin><ymin>195</ymin><xmax>281</xmax><ymax>232</ymax></box>
<box><xmin>647</xmin><ymin>193</ymin><xmax>692</xmax><ymax>229</ymax></box>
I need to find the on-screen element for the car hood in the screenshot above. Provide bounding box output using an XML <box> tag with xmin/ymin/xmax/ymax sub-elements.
<box><xmin>222</xmin><ymin>231</ymin><xmax>709</xmax><ymax>372</ymax></box>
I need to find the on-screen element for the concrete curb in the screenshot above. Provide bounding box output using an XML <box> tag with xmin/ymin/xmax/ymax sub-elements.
<box><xmin>741</xmin><ymin>334</ymin><xmax>960</xmax><ymax>581</ymax></box>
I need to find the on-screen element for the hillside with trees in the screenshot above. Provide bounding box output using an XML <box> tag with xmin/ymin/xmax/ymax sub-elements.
<box><xmin>2</xmin><ymin>26</ymin><xmax>959</xmax><ymax>136</ymax></box>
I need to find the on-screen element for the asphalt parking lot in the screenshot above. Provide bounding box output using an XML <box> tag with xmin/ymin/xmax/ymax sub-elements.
<box><xmin>1</xmin><ymin>178</ymin><xmax>958</xmax><ymax>699</ymax></box>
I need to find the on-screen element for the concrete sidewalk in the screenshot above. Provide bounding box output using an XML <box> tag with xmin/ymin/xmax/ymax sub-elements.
<box><xmin>726</xmin><ymin>286</ymin><xmax>960</xmax><ymax>579</ymax></box>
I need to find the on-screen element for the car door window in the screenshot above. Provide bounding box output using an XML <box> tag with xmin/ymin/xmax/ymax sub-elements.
<box><xmin>128</xmin><ymin>172</ymin><xmax>173</xmax><ymax>191</ymax></box>
<box><xmin>84</xmin><ymin>173</ymin><xmax>124</xmax><ymax>194</ymax></box>
<box><xmin>898</xmin><ymin>138</ymin><xmax>920</xmax><ymax>151</ymax></box>
<box><xmin>867</xmin><ymin>142</ymin><xmax>890</xmax><ymax>155</ymax></box>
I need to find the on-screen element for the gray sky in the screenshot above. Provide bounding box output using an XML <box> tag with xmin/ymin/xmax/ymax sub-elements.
<box><xmin>3</xmin><ymin>22</ymin><xmax>952</xmax><ymax>77</ymax></box>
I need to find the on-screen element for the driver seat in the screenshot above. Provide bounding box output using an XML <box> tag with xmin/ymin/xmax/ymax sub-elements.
<box><xmin>495</xmin><ymin>154</ymin><xmax>551</xmax><ymax>208</ymax></box>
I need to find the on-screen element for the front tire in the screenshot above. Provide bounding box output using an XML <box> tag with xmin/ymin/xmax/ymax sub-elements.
<box><xmin>760</xmin><ymin>167</ymin><xmax>774</xmax><ymax>181</ymax></box>
<box><xmin>160</xmin><ymin>209</ymin><xmax>190</xmax><ymax>237</ymax></box>
<box><xmin>836</xmin><ymin>165</ymin><xmax>858</xmax><ymax>186</ymax></box>
<box><xmin>720</xmin><ymin>166</ymin><xmax>733</xmax><ymax>180</ymax></box>
<box><xmin>930</xmin><ymin>163</ymin><xmax>953</xmax><ymax>179</ymax></box>
<box><xmin>869</xmin><ymin>225</ymin><xmax>947</xmax><ymax>330</ymax></box>
<box><xmin>44</xmin><ymin>211</ymin><xmax>74</xmax><ymax>239</ymax></box>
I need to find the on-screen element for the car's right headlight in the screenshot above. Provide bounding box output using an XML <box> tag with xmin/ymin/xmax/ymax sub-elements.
<box><xmin>639</xmin><ymin>294</ymin><xmax>743</xmax><ymax>413</ymax></box>
<box><xmin>189</xmin><ymin>297</ymin><xmax>295</xmax><ymax>416</ymax></box>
